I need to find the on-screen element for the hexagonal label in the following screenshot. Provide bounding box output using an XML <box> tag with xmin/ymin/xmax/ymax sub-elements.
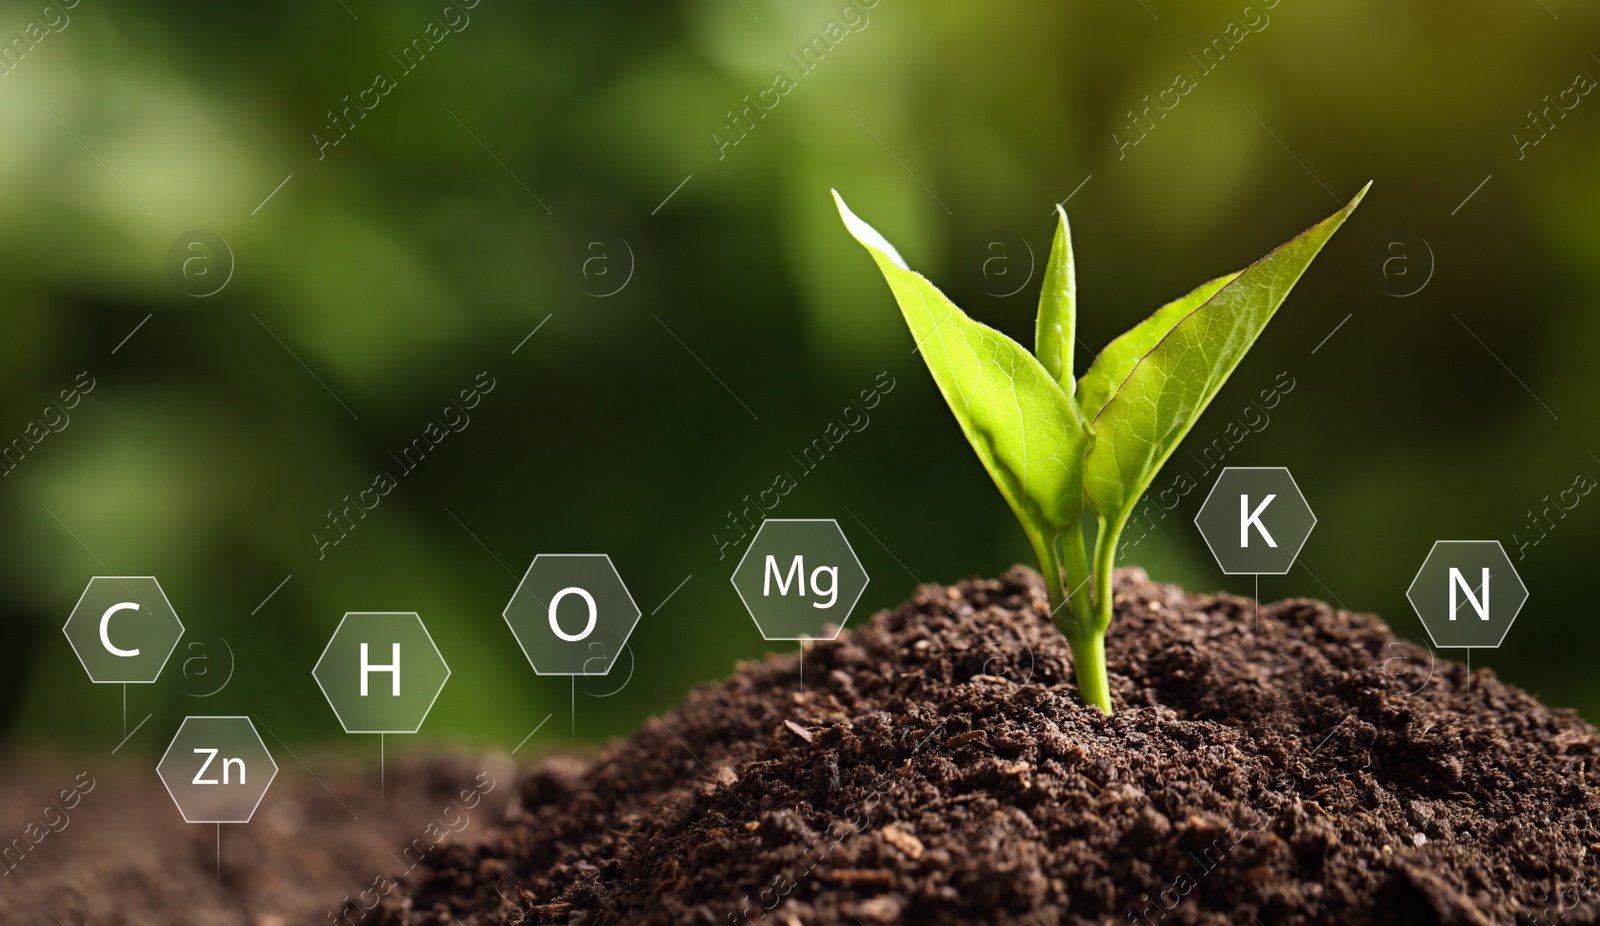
<box><xmin>1406</xmin><ymin>540</ymin><xmax>1527</xmax><ymax>649</ymax></box>
<box><xmin>313</xmin><ymin>613</ymin><xmax>450</xmax><ymax>734</ymax></box>
<box><xmin>1194</xmin><ymin>467</ymin><xmax>1316</xmax><ymax>575</ymax></box>
<box><xmin>731</xmin><ymin>519</ymin><xmax>868</xmax><ymax>641</ymax></box>
<box><xmin>157</xmin><ymin>716</ymin><xmax>277</xmax><ymax>824</ymax></box>
<box><xmin>63</xmin><ymin>576</ymin><xmax>185</xmax><ymax>684</ymax></box>
<box><xmin>503</xmin><ymin>554</ymin><xmax>641</xmax><ymax>676</ymax></box>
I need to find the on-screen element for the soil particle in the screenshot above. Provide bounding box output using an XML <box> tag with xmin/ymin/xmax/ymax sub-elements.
<box><xmin>377</xmin><ymin>567</ymin><xmax>1600</xmax><ymax>925</ymax></box>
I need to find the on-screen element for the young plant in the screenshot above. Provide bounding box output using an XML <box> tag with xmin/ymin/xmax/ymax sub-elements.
<box><xmin>835</xmin><ymin>184</ymin><xmax>1368</xmax><ymax>713</ymax></box>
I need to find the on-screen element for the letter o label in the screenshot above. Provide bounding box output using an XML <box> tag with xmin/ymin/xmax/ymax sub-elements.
<box><xmin>549</xmin><ymin>587</ymin><xmax>598</xmax><ymax>642</ymax></box>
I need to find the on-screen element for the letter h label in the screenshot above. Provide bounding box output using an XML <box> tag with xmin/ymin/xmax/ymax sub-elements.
<box><xmin>360</xmin><ymin>642</ymin><xmax>401</xmax><ymax>696</ymax></box>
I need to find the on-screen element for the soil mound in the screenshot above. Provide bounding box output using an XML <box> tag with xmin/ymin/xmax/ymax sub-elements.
<box><xmin>375</xmin><ymin>567</ymin><xmax>1600</xmax><ymax>925</ymax></box>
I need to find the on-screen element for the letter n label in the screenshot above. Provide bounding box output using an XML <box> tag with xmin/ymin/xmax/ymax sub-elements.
<box><xmin>1448</xmin><ymin>567</ymin><xmax>1490</xmax><ymax>621</ymax></box>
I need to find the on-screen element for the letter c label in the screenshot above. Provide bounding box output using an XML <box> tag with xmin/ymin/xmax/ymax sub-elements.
<box><xmin>100</xmin><ymin>602</ymin><xmax>141</xmax><ymax>657</ymax></box>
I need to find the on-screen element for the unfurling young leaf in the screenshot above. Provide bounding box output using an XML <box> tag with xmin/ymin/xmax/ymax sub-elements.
<box><xmin>836</xmin><ymin>182</ymin><xmax>1368</xmax><ymax>714</ymax></box>
<box><xmin>1034</xmin><ymin>206</ymin><xmax>1077</xmax><ymax>394</ymax></box>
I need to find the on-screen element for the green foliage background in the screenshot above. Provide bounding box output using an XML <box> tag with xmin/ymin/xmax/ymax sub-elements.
<box><xmin>2</xmin><ymin>0</ymin><xmax>1596</xmax><ymax>755</ymax></box>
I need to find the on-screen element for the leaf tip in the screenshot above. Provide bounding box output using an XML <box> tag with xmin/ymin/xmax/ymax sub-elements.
<box><xmin>832</xmin><ymin>189</ymin><xmax>909</xmax><ymax>271</ymax></box>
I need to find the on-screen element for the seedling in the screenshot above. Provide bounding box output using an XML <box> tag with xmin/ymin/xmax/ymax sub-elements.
<box><xmin>835</xmin><ymin>184</ymin><xmax>1368</xmax><ymax>713</ymax></box>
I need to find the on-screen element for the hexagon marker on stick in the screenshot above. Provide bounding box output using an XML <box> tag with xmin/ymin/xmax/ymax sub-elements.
<box><xmin>503</xmin><ymin>554</ymin><xmax>642</xmax><ymax>738</ymax></box>
<box><xmin>63</xmin><ymin>576</ymin><xmax>186</xmax><ymax>684</ymax></box>
<box><xmin>64</xmin><ymin>575</ymin><xmax>187</xmax><ymax>738</ymax></box>
<box><xmin>503</xmin><ymin>554</ymin><xmax>642</xmax><ymax>677</ymax></box>
<box><xmin>313</xmin><ymin>612</ymin><xmax>450</xmax><ymax>794</ymax></box>
<box><xmin>1194</xmin><ymin>467</ymin><xmax>1317</xmax><ymax>576</ymax></box>
<box><xmin>157</xmin><ymin>715</ymin><xmax>278</xmax><ymax>877</ymax></box>
<box><xmin>731</xmin><ymin>519</ymin><xmax>869</xmax><ymax>641</ymax></box>
<box><xmin>1406</xmin><ymin>541</ymin><xmax>1527</xmax><ymax>650</ymax></box>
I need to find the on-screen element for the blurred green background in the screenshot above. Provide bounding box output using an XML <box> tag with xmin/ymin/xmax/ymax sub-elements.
<box><xmin>2</xmin><ymin>0</ymin><xmax>1596</xmax><ymax>757</ymax></box>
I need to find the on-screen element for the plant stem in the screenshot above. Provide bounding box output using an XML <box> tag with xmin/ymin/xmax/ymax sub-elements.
<box><xmin>1038</xmin><ymin>524</ymin><xmax>1113</xmax><ymax>714</ymax></box>
<box><xmin>1065</xmin><ymin>625</ymin><xmax>1111</xmax><ymax>714</ymax></box>
<box><xmin>1030</xmin><ymin>529</ymin><xmax>1067</xmax><ymax>618</ymax></box>
<box><xmin>1061</xmin><ymin>513</ymin><xmax>1128</xmax><ymax>716</ymax></box>
<box><xmin>1063</xmin><ymin>524</ymin><xmax>1111</xmax><ymax>714</ymax></box>
<box><xmin>1092</xmin><ymin>513</ymin><xmax>1123</xmax><ymax>633</ymax></box>
<box><xmin>1062</xmin><ymin>525</ymin><xmax>1093</xmax><ymax>631</ymax></box>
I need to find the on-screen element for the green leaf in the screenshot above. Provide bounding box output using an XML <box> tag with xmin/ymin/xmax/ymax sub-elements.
<box><xmin>834</xmin><ymin>191</ymin><xmax>1086</xmax><ymax>545</ymax></box>
<box><xmin>1035</xmin><ymin>206</ymin><xmax>1077</xmax><ymax>392</ymax></box>
<box><xmin>1083</xmin><ymin>183</ymin><xmax>1369</xmax><ymax>528</ymax></box>
<box><xmin>1076</xmin><ymin>271</ymin><xmax>1240</xmax><ymax>422</ymax></box>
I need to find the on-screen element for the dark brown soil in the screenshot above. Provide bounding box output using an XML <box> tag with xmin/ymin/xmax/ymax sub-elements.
<box><xmin>0</xmin><ymin>752</ymin><xmax>514</xmax><ymax>926</ymax></box>
<box><xmin>374</xmin><ymin>567</ymin><xmax>1600</xmax><ymax>926</ymax></box>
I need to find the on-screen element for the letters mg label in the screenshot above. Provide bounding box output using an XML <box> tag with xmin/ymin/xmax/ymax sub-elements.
<box><xmin>731</xmin><ymin>519</ymin><xmax>869</xmax><ymax>640</ymax></box>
